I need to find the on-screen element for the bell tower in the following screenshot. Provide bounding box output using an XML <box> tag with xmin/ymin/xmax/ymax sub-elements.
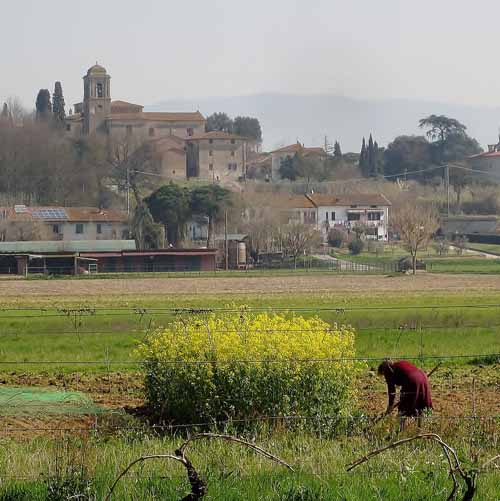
<box><xmin>83</xmin><ymin>63</ymin><xmax>111</xmax><ymax>135</ymax></box>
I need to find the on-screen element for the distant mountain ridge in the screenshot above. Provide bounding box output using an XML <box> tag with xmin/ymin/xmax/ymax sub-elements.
<box><xmin>147</xmin><ymin>94</ymin><xmax>500</xmax><ymax>152</ymax></box>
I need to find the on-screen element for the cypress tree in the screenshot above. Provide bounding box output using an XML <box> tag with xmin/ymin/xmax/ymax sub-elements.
<box><xmin>367</xmin><ymin>134</ymin><xmax>375</xmax><ymax>177</ymax></box>
<box><xmin>1</xmin><ymin>102</ymin><xmax>9</xmax><ymax>120</ymax></box>
<box><xmin>359</xmin><ymin>137</ymin><xmax>367</xmax><ymax>174</ymax></box>
<box><xmin>333</xmin><ymin>140</ymin><xmax>342</xmax><ymax>159</ymax></box>
<box><xmin>35</xmin><ymin>89</ymin><xmax>52</xmax><ymax>122</ymax></box>
<box><xmin>52</xmin><ymin>81</ymin><xmax>66</xmax><ymax>125</ymax></box>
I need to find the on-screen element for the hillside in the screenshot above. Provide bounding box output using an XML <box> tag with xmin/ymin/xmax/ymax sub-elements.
<box><xmin>147</xmin><ymin>94</ymin><xmax>500</xmax><ymax>152</ymax></box>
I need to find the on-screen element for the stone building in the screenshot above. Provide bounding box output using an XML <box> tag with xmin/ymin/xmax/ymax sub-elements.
<box><xmin>66</xmin><ymin>64</ymin><xmax>249</xmax><ymax>184</ymax></box>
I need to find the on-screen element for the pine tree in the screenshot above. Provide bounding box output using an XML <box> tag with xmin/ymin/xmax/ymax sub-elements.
<box><xmin>52</xmin><ymin>81</ymin><xmax>66</xmax><ymax>125</ymax></box>
<box><xmin>333</xmin><ymin>140</ymin><xmax>342</xmax><ymax>159</ymax></box>
<box><xmin>35</xmin><ymin>89</ymin><xmax>52</xmax><ymax>122</ymax></box>
<box><xmin>359</xmin><ymin>137</ymin><xmax>367</xmax><ymax>174</ymax></box>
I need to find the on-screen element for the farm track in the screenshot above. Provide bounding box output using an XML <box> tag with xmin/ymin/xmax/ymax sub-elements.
<box><xmin>4</xmin><ymin>273</ymin><xmax>500</xmax><ymax>297</ymax></box>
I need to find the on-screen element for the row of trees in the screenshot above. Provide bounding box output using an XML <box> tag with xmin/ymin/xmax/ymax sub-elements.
<box><xmin>366</xmin><ymin>115</ymin><xmax>482</xmax><ymax>186</ymax></box>
<box><xmin>205</xmin><ymin>112</ymin><xmax>262</xmax><ymax>142</ymax></box>
<box><xmin>35</xmin><ymin>82</ymin><xmax>66</xmax><ymax>125</ymax></box>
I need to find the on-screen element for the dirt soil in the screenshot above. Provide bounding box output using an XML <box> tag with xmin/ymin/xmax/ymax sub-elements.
<box><xmin>3</xmin><ymin>273</ymin><xmax>500</xmax><ymax>297</ymax></box>
<box><xmin>1</xmin><ymin>366</ymin><xmax>498</xmax><ymax>438</ymax></box>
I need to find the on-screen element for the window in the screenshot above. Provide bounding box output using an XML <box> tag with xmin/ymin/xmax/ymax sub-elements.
<box><xmin>52</xmin><ymin>224</ymin><xmax>60</xmax><ymax>234</ymax></box>
<box><xmin>325</xmin><ymin>212</ymin><xmax>329</xmax><ymax>222</ymax></box>
<box><xmin>96</xmin><ymin>223</ymin><xmax>102</xmax><ymax>234</ymax></box>
<box><xmin>187</xmin><ymin>128</ymin><xmax>193</xmax><ymax>136</ymax></box>
<box><xmin>121</xmin><ymin>230</ymin><xmax>129</xmax><ymax>239</ymax></box>
<box><xmin>149</xmin><ymin>127</ymin><xmax>155</xmax><ymax>137</ymax></box>
<box><xmin>209</xmin><ymin>150</ymin><xmax>213</xmax><ymax>156</ymax></box>
<box><xmin>66</xmin><ymin>124</ymin><xmax>71</xmax><ymax>132</ymax></box>
<box><xmin>209</xmin><ymin>163</ymin><xmax>213</xmax><ymax>171</ymax></box>
<box><xmin>347</xmin><ymin>213</ymin><xmax>360</xmax><ymax>221</ymax></box>
<box><xmin>331</xmin><ymin>211</ymin><xmax>335</xmax><ymax>220</ymax></box>
<box><xmin>96</xmin><ymin>83</ymin><xmax>103</xmax><ymax>98</ymax></box>
<box><xmin>126</xmin><ymin>125</ymin><xmax>133</xmax><ymax>136</ymax></box>
<box><xmin>209</xmin><ymin>139</ymin><xmax>213</xmax><ymax>144</ymax></box>
<box><xmin>75</xmin><ymin>223</ymin><xmax>84</xmax><ymax>234</ymax></box>
<box><xmin>231</xmin><ymin>139</ymin><xmax>235</xmax><ymax>144</ymax></box>
<box><xmin>231</xmin><ymin>151</ymin><xmax>235</xmax><ymax>157</ymax></box>
<box><xmin>368</xmin><ymin>212</ymin><xmax>381</xmax><ymax>221</ymax></box>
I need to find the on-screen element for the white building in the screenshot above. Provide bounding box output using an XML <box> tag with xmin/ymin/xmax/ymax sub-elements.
<box><xmin>307</xmin><ymin>193</ymin><xmax>391</xmax><ymax>241</ymax></box>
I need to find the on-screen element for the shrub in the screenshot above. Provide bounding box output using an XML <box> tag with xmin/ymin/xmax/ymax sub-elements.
<box><xmin>348</xmin><ymin>238</ymin><xmax>364</xmax><ymax>255</ymax></box>
<box><xmin>137</xmin><ymin>307</ymin><xmax>360</xmax><ymax>431</ymax></box>
<box><xmin>327</xmin><ymin>228</ymin><xmax>346</xmax><ymax>248</ymax></box>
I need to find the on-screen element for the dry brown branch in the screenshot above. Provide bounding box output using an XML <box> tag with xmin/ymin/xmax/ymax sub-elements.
<box><xmin>480</xmin><ymin>454</ymin><xmax>500</xmax><ymax>472</ymax></box>
<box><xmin>178</xmin><ymin>433</ymin><xmax>294</xmax><ymax>471</ymax></box>
<box><xmin>105</xmin><ymin>433</ymin><xmax>293</xmax><ymax>501</ymax></box>
<box><xmin>346</xmin><ymin>433</ymin><xmax>484</xmax><ymax>501</ymax></box>
<box><xmin>427</xmin><ymin>362</ymin><xmax>442</xmax><ymax>378</ymax></box>
<box><xmin>104</xmin><ymin>454</ymin><xmax>186</xmax><ymax>501</ymax></box>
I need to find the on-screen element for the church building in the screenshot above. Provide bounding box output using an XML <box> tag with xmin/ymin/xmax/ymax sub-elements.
<box><xmin>66</xmin><ymin>64</ymin><xmax>249</xmax><ymax>184</ymax></box>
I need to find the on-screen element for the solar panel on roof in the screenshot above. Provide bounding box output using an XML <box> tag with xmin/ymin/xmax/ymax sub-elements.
<box><xmin>32</xmin><ymin>208</ymin><xmax>68</xmax><ymax>220</ymax></box>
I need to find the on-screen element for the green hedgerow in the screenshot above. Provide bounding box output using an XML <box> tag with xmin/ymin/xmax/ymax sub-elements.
<box><xmin>136</xmin><ymin>307</ymin><xmax>362</xmax><ymax>432</ymax></box>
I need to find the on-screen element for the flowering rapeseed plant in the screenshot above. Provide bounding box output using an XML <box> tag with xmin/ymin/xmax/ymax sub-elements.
<box><xmin>137</xmin><ymin>306</ymin><xmax>362</xmax><ymax>431</ymax></box>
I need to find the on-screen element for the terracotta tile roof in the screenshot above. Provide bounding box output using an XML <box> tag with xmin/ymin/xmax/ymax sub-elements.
<box><xmin>470</xmin><ymin>151</ymin><xmax>500</xmax><ymax>158</ymax></box>
<box><xmin>111</xmin><ymin>100</ymin><xmax>144</xmax><ymax>113</ymax></box>
<box><xmin>65</xmin><ymin>207</ymin><xmax>128</xmax><ymax>222</ymax></box>
<box><xmin>0</xmin><ymin>206</ymin><xmax>128</xmax><ymax>223</ymax></box>
<box><xmin>307</xmin><ymin>193</ymin><xmax>391</xmax><ymax>207</ymax></box>
<box><xmin>188</xmin><ymin>130</ymin><xmax>247</xmax><ymax>141</ymax></box>
<box><xmin>243</xmin><ymin>193</ymin><xmax>315</xmax><ymax>209</ymax></box>
<box><xmin>108</xmin><ymin>111</ymin><xmax>205</xmax><ymax>122</ymax></box>
<box><xmin>271</xmin><ymin>142</ymin><xmax>326</xmax><ymax>156</ymax></box>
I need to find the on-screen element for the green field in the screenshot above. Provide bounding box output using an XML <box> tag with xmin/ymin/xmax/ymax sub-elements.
<box><xmin>1</xmin><ymin>292</ymin><xmax>500</xmax><ymax>371</ymax></box>
<box><xmin>0</xmin><ymin>288</ymin><xmax>499</xmax><ymax>500</ymax></box>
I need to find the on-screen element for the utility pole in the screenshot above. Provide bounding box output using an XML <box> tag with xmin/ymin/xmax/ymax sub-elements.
<box><xmin>224</xmin><ymin>210</ymin><xmax>229</xmax><ymax>271</ymax></box>
<box><xmin>126</xmin><ymin>166</ymin><xmax>130</xmax><ymax>216</ymax></box>
<box><xmin>445</xmin><ymin>164</ymin><xmax>450</xmax><ymax>217</ymax></box>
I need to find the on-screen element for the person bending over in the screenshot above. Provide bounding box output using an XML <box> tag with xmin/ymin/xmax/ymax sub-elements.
<box><xmin>378</xmin><ymin>359</ymin><xmax>432</xmax><ymax>429</ymax></box>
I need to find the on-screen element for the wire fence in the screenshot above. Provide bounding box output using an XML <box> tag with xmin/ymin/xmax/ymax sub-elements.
<box><xmin>0</xmin><ymin>304</ymin><xmax>498</xmax><ymax>432</ymax></box>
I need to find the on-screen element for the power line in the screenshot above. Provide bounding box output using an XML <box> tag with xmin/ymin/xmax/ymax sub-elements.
<box><xmin>0</xmin><ymin>353</ymin><xmax>497</xmax><ymax>365</ymax></box>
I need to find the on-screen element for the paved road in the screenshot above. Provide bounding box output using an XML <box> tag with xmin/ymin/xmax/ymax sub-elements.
<box><xmin>312</xmin><ymin>254</ymin><xmax>376</xmax><ymax>272</ymax></box>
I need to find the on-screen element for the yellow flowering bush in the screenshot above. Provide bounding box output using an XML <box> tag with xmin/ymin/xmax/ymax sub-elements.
<box><xmin>137</xmin><ymin>307</ymin><xmax>361</xmax><ymax>430</ymax></box>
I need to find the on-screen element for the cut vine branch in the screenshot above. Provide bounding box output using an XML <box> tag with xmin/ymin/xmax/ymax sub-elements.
<box><xmin>105</xmin><ymin>433</ymin><xmax>293</xmax><ymax>501</ymax></box>
<box><xmin>346</xmin><ymin>433</ymin><xmax>499</xmax><ymax>501</ymax></box>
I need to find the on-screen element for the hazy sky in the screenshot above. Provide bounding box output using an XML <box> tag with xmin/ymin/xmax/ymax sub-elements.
<box><xmin>2</xmin><ymin>0</ymin><xmax>500</xmax><ymax>110</ymax></box>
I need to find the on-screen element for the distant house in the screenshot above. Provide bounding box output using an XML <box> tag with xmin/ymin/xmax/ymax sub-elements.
<box><xmin>243</xmin><ymin>193</ymin><xmax>317</xmax><ymax>226</ymax></box>
<box><xmin>243</xmin><ymin>191</ymin><xmax>390</xmax><ymax>241</ymax></box>
<box><xmin>468</xmin><ymin>138</ymin><xmax>500</xmax><ymax>180</ymax></box>
<box><xmin>0</xmin><ymin>205</ymin><xmax>129</xmax><ymax>242</ymax></box>
<box><xmin>270</xmin><ymin>142</ymin><xmax>327</xmax><ymax>180</ymax></box>
<box><xmin>186</xmin><ymin>131</ymin><xmax>248</xmax><ymax>182</ymax></box>
<box><xmin>306</xmin><ymin>193</ymin><xmax>391</xmax><ymax>241</ymax></box>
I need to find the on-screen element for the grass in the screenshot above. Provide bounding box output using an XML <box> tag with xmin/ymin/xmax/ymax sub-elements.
<box><xmin>0</xmin><ymin>292</ymin><xmax>500</xmax><ymax>371</ymax></box>
<box><xmin>0</xmin><ymin>289</ymin><xmax>499</xmax><ymax>499</ymax></box>
<box><xmin>332</xmin><ymin>242</ymin><xmax>500</xmax><ymax>274</ymax></box>
<box><xmin>0</xmin><ymin>426</ymin><xmax>499</xmax><ymax>500</ymax></box>
<box><xmin>465</xmin><ymin>243</ymin><xmax>500</xmax><ymax>255</ymax></box>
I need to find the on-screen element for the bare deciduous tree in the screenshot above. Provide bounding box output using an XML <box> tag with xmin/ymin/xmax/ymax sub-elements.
<box><xmin>392</xmin><ymin>203</ymin><xmax>438</xmax><ymax>274</ymax></box>
<box><xmin>282</xmin><ymin>222</ymin><xmax>322</xmax><ymax>268</ymax></box>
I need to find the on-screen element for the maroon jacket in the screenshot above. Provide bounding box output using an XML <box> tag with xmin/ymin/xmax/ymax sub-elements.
<box><xmin>384</xmin><ymin>360</ymin><xmax>432</xmax><ymax>416</ymax></box>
